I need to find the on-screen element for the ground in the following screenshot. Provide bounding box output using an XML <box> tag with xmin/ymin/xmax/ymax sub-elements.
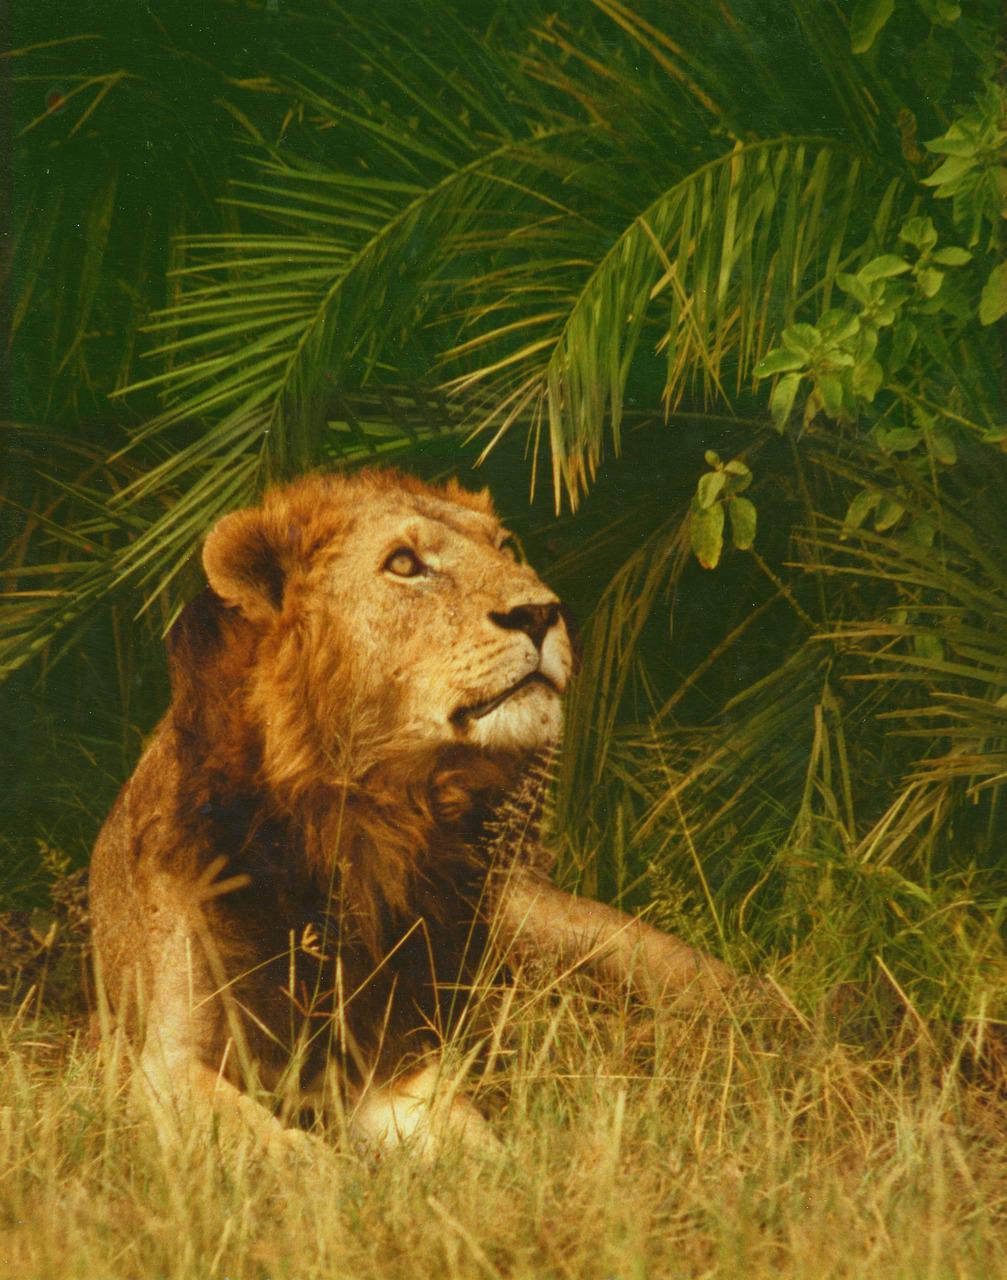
<box><xmin>2</xmin><ymin>962</ymin><xmax>1006</xmax><ymax>1280</ymax></box>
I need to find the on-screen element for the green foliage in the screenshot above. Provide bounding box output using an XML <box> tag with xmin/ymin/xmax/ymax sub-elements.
<box><xmin>754</xmin><ymin>203</ymin><xmax>980</xmax><ymax>438</ymax></box>
<box><xmin>750</xmin><ymin>81</ymin><xmax>1002</xmax><ymax>566</ymax></box>
<box><xmin>849</xmin><ymin>0</ymin><xmax>895</xmax><ymax>54</ymax></box>
<box><xmin>690</xmin><ymin>453</ymin><xmax>755</xmax><ymax>569</ymax></box>
<box><xmin>921</xmin><ymin>84</ymin><xmax>1007</xmax><ymax>324</ymax></box>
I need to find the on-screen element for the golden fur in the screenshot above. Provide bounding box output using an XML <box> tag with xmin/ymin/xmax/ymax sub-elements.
<box><xmin>89</xmin><ymin>467</ymin><xmax>735</xmax><ymax>1156</ymax></box>
<box><xmin>89</xmin><ymin>468</ymin><xmax>576</xmax><ymax>1151</ymax></box>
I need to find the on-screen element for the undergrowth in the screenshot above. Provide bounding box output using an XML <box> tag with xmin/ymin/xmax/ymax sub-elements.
<box><xmin>2</xmin><ymin>955</ymin><xmax>1006</xmax><ymax>1280</ymax></box>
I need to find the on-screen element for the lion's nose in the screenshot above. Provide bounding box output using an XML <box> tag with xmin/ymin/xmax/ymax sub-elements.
<box><xmin>489</xmin><ymin>602</ymin><xmax>561</xmax><ymax>652</ymax></box>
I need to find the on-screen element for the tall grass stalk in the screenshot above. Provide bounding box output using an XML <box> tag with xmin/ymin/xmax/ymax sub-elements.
<box><xmin>2</xmin><ymin>961</ymin><xmax>1005</xmax><ymax>1280</ymax></box>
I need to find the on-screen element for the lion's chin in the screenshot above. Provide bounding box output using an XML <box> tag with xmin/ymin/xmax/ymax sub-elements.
<box><xmin>461</xmin><ymin>683</ymin><xmax>563</xmax><ymax>753</ymax></box>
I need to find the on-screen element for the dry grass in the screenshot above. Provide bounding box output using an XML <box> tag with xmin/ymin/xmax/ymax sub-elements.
<box><xmin>2</xmin><ymin>971</ymin><xmax>1006</xmax><ymax>1280</ymax></box>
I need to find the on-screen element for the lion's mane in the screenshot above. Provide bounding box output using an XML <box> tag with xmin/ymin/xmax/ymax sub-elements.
<box><xmin>158</xmin><ymin>473</ymin><xmax>524</xmax><ymax>1084</ymax></box>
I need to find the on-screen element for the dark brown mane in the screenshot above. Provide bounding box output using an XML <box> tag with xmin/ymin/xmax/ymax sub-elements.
<box><xmin>168</xmin><ymin>584</ymin><xmax>518</xmax><ymax>918</ymax></box>
<box><xmin>164</xmin><ymin>578</ymin><xmax>520</xmax><ymax>1081</ymax></box>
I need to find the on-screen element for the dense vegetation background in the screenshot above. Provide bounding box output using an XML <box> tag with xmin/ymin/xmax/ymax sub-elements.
<box><xmin>3</xmin><ymin>0</ymin><xmax>1005</xmax><ymax>1020</ymax></box>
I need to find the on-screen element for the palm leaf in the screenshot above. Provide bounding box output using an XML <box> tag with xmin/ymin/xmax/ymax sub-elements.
<box><xmin>122</xmin><ymin>126</ymin><xmax>587</xmax><ymax>455</ymax></box>
<box><xmin>446</xmin><ymin>138</ymin><xmax>862</xmax><ymax>506</ymax></box>
<box><xmin>0</xmin><ymin>389</ymin><xmax>471</xmax><ymax>678</ymax></box>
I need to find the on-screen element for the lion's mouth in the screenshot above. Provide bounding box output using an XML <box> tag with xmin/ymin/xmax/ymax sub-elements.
<box><xmin>450</xmin><ymin>671</ymin><xmax>557</xmax><ymax>728</ymax></box>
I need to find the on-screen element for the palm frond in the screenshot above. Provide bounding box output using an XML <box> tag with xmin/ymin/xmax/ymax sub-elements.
<box><xmin>446</xmin><ymin>139</ymin><xmax>865</xmax><ymax>506</ymax></box>
<box><xmin>121</xmin><ymin>126</ymin><xmax>587</xmax><ymax>464</ymax></box>
<box><xmin>0</xmin><ymin>390</ymin><xmax>471</xmax><ymax>678</ymax></box>
<box><xmin>804</xmin><ymin>443</ymin><xmax>1007</xmax><ymax>826</ymax></box>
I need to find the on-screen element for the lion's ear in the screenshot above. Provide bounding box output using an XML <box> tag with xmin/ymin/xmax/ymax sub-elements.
<box><xmin>202</xmin><ymin>507</ymin><xmax>287</xmax><ymax>623</ymax></box>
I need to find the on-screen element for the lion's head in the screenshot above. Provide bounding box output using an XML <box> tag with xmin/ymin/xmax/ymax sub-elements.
<box><xmin>188</xmin><ymin>469</ymin><xmax>574</xmax><ymax>801</ymax></box>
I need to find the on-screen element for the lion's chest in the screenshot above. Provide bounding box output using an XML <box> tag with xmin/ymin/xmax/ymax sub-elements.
<box><xmin>205</xmin><ymin>848</ymin><xmax>492</xmax><ymax>1084</ymax></box>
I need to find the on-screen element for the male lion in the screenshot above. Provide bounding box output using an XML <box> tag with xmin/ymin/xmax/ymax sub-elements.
<box><xmin>90</xmin><ymin>469</ymin><xmax>733</xmax><ymax>1155</ymax></box>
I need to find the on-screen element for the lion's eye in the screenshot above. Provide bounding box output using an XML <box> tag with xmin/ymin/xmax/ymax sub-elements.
<box><xmin>384</xmin><ymin>547</ymin><xmax>425</xmax><ymax>578</ymax></box>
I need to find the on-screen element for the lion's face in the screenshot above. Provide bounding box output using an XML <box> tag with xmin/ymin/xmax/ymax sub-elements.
<box><xmin>200</xmin><ymin>471</ymin><xmax>574</xmax><ymax>777</ymax></box>
<box><xmin>321</xmin><ymin>486</ymin><xmax>573</xmax><ymax>754</ymax></box>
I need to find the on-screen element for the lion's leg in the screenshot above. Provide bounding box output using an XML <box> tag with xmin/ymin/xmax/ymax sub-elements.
<box><xmin>492</xmin><ymin>872</ymin><xmax>737</xmax><ymax>1009</ymax></box>
<box><xmin>130</xmin><ymin>916</ymin><xmax>319</xmax><ymax>1159</ymax></box>
<box><xmin>351</xmin><ymin>1061</ymin><xmax>497</xmax><ymax>1159</ymax></box>
<box><xmin>137</xmin><ymin>1042</ymin><xmax>316</xmax><ymax>1157</ymax></box>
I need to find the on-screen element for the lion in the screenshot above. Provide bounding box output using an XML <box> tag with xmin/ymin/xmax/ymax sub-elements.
<box><xmin>89</xmin><ymin>468</ymin><xmax>735</xmax><ymax>1156</ymax></box>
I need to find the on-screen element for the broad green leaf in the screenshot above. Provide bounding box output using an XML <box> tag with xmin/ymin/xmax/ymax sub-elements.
<box><xmin>781</xmin><ymin>324</ymin><xmax>820</xmax><ymax>358</ymax></box>
<box><xmin>932</xmin><ymin>245</ymin><xmax>971</xmax><ymax>265</ymax></box>
<box><xmin>873</xmin><ymin>300</ymin><xmax>902</xmax><ymax>327</ymax></box>
<box><xmin>850</xmin><ymin>0</ymin><xmax>894</xmax><ymax>53</ymax></box>
<box><xmin>725</xmin><ymin>467</ymin><xmax>753</xmax><ymax>494</ymax></box>
<box><xmin>818</xmin><ymin>309</ymin><xmax>860</xmax><ymax>343</ymax></box>
<box><xmin>769</xmin><ymin>372</ymin><xmax>802</xmax><ymax>430</ymax></box>
<box><xmin>728</xmin><ymin>496</ymin><xmax>757</xmax><ymax>550</ymax></box>
<box><xmin>753</xmin><ymin>348</ymin><xmax>805</xmax><ymax>378</ymax></box>
<box><xmin>874</xmin><ymin>495</ymin><xmax>906</xmax><ymax>530</ymax></box>
<box><xmin>979</xmin><ymin>262</ymin><xmax>1007</xmax><ymax>326</ymax></box>
<box><xmin>691</xmin><ymin>501</ymin><xmax>725</xmax><ymax>570</ymax></box>
<box><xmin>921</xmin><ymin>154</ymin><xmax>976</xmax><ymax>188</ymax></box>
<box><xmin>852</xmin><ymin>358</ymin><xmax>883</xmax><ymax>401</ymax></box>
<box><xmin>929</xmin><ymin>429</ymin><xmax>957</xmax><ymax>465</ymax></box>
<box><xmin>898</xmin><ymin>216</ymin><xmax>937</xmax><ymax>251</ymax></box>
<box><xmin>837</xmin><ymin>272</ymin><xmax>871</xmax><ymax>304</ymax></box>
<box><xmin>723</xmin><ymin>458</ymin><xmax>751</xmax><ymax>478</ymax></box>
<box><xmin>874</xmin><ymin>426</ymin><xmax>920</xmax><ymax>453</ymax></box>
<box><xmin>924</xmin><ymin>124</ymin><xmax>977</xmax><ymax>157</ymax></box>
<box><xmin>818</xmin><ymin>373</ymin><xmax>844</xmax><ymax>418</ymax></box>
<box><xmin>916</xmin><ymin>266</ymin><xmax>944</xmax><ymax>298</ymax></box>
<box><xmin>704</xmin><ymin>450</ymin><xmax>722</xmax><ymax>468</ymax></box>
<box><xmin>844</xmin><ymin>489</ymin><xmax>881</xmax><ymax>531</ymax></box>
<box><xmin>697</xmin><ymin>470</ymin><xmax>727</xmax><ymax>509</ymax></box>
<box><xmin>861</xmin><ymin>254</ymin><xmax>911</xmax><ymax>282</ymax></box>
